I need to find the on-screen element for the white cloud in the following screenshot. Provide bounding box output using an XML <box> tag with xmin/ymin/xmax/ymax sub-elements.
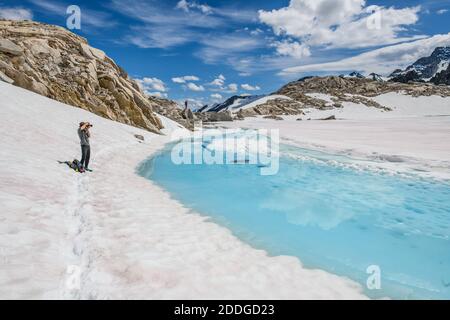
<box><xmin>280</xmin><ymin>33</ymin><xmax>450</xmax><ymax>76</ymax></box>
<box><xmin>210</xmin><ymin>74</ymin><xmax>226</xmax><ymax>86</ymax></box>
<box><xmin>172</xmin><ymin>75</ymin><xmax>200</xmax><ymax>83</ymax></box>
<box><xmin>250</xmin><ymin>28</ymin><xmax>264</xmax><ymax>36</ymax></box>
<box><xmin>176</xmin><ymin>0</ymin><xmax>190</xmax><ymax>12</ymax></box>
<box><xmin>186</xmin><ymin>82</ymin><xmax>205</xmax><ymax>91</ymax></box>
<box><xmin>211</xmin><ymin>93</ymin><xmax>223</xmax><ymax>100</ymax></box>
<box><xmin>241</xmin><ymin>84</ymin><xmax>261</xmax><ymax>91</ymax></box>
<box><xmin>272</xmin><ymin>40</ymin><xmax>311</xmax><ymax>59</ymax></box>
<box><xmin>437</xmin><ymin>9</ymin><xmax>448</xmax><ymax>15</ymax></box>
<box><xmin>176</xmin><ymin>0</ymin><xmax>212</xmax><ymax>14</ymax></box>
<box><xmin>259</xmin><ymin>0</ymin><xmax>423</xmax><ymax>49</ymax></box>
<box><xmin>180</xmin><ymin>98</ymin><xmax>205</xmax><ymax>109</ymax></box>
<box><xmin>135</xmin><ymin>77</ymin><xmax>167</xmax><ymax>92</ymax></box>
<box><xmin>208</xmin><ymin>75</ymin><xmax>243</xmax><ymax>94</ymax></box>
<box><xmin>148</xmin><ymin>92</ymin><xmax>168</xmax><ymax>98</ymax></box>
<box><xmin>228</xmin><ymin>83</ymin><xmax>238</xmax><ymax>93</ymax></box>
<box><xmin>0</xmin><ymin>7</ymin><xmax>33</xmax><ymax>20</ymax></box>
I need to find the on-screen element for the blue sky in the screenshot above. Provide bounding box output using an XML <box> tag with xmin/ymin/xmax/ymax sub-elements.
<box><xmin>1</xmin><ymin>0</ymin><xmax>449</xmax><ymax>107</ymax></box>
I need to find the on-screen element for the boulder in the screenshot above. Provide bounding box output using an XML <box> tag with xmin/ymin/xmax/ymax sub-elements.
<box><xmin>196</xmin><ymin>111</ymin><xmax>233</xmax><ymax>122</ymax></box>
<box><xmin>30</xmin><ymin>79</ymin><xmax>49</xmax><ymax>96</ymax></box>
<box><xmin>0</xmin><ymin>70</ymin><xmax>13</xmax><ymax>84</ymax></box>
<box><xmin>319</xmin><ymin>115</ymin><xmax>336</xmax><ymax>121</ymax></box>
<box><xmin>263</xmin><ymin>115</ymin><xmax>284</xmax><ymax>121</ymax></box>
<box><xmin>0</xmin><ymin>38</ymin><xmax>23</xmax><ymax>55</ymax></box>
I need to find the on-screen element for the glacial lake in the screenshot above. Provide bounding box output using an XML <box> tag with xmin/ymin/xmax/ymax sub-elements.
<box><xmin>138</xmin><ymin>132</ymin><xmax>450</xmax><ymax>299</ymax></box>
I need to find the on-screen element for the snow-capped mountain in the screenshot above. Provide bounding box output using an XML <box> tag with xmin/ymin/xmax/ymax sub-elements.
<box><xmin>367</xmin><ymin>73</ymin><xmax>385</xmax><ymax>82</ymax></box>
<box><xmin>389</xmin><ymin>47</ymin><xmax>450</xmax><ymax>85</ymax></box>
<box><xmin>340</xmin><ymin>72</ymin><xmax>385</xmax><ymax>81</ymax></box>
<box><xmin>198</xmin><ymin>94</ymin><xmax>265</xmax><ymax>113</ymax></box>
<box><xmin>346</xmin><ymin>72</ymin><xmax>365</xmax><ymax>79</ymax></box>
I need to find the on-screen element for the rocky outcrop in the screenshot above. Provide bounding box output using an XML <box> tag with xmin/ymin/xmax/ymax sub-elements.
<box><xmin>279</xmin><ymin>75</ymin><xmax>450</xmax><ymax>99</ymax></box>
<box><xmin>276</xmin><ymin>76</ymin><xmax>450</xmax><ymax>112</ymax></box>
<box><xmin>149</xmin><ymin>96</ymin><xmax>196</xmax><ymax>130</ymax></box>
<box><xmin>431</xmin><ymin>69</ymin><xmax>450</xmax><ymax>86</ymax></box>
<box><xmin>228</xmin><ymin>75</ymin><xmax>450</xmax><ymax>119</ymax></box>
<box><xmin>0</xmin><ymin>70</ymin><xmax>13</xmax><ymax>83</ymax></box>
<box><xmin>236</xmin><ymin>98</ymin><xmax>305</xmax><ymax>118</ymax></box>
<box><xmin>197</xmin><ymin>47</ymin><xmax>450</xmax><ymax>122</ymax></box>
<box><xmin>263</xmin><ymin>115</ymin><xmax>284</xmax><ymax>121</ymax></box>
<box><xmin>0</xmin><ymin>20</ymin><xmax>163</xmax><ymax>133</ymax></box>
<box><xmin>319</xmin><ymin>115</ymin><xmax>336</xmax><ymax>121</ymax></box>
<box><xmin>195</xmin><ymin>111</ymin><xmax>233</xmax><ymax>122</ymax></box>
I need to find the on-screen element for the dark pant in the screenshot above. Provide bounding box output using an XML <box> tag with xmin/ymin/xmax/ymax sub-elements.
<box><xmin>80</xmin><ymin>145</ymin><xmax>91</xmax><ymax>169</ymax></box>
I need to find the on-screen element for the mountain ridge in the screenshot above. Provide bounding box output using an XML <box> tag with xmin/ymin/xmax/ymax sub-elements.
<box><xmin>198</xmin><ymin>47</ymin><xmax>450</xmax><ymax>120</ymax></box>
<box><xmin>389</xmin><ymin>47</ymin><xmax>450</xmax><ymax>85</ymax></box>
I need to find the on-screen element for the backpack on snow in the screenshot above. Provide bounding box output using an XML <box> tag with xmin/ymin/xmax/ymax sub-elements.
<box><xmin>69</xmin><ymin>159</ymin><xmax>85</xmax><ymax>173</ymax></box>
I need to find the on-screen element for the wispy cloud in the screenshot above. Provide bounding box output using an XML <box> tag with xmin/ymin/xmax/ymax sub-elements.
<box><xmin>280</xmin><ymin>33</ymin><xmax>450</xmax><ymax>77</ymax></box>
<box><xmin>127</xmin><ymin>24</ymin><xmax>197</xmax><ymax>49</ymax></box>
<box><xmin>28</xmin><ymin>0</ymin><xmax>117</xmax><ymax>29</ymax></box>
<box><xmin>110</xmin><ymin>0</ymin><xmax>261</xmax><ymax>63</ymax></box>
<box><xmin>195</xmin><ymin>33</ymin><xmax>266</xmax><ymax>64</ymax></box>
<box><xmin>0</xmin><ymin>7</ymin><xmax>33</xmax><ymax>20</ymax></box>
<box><xmin>111</xmin><ymin>0</ymin><xmax>224</xmax><ymax>30</ymax></box>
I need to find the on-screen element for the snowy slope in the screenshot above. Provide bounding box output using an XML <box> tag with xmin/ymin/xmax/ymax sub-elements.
<box><xmin>0</xmin><ymin>81</ymin><xmax>186</xmax><ymax>298</ymax></box>
<box><xmin>0</xmin><ymin>82</ymin><xmax>367</xmax><ymax>299</ymax></box>
<box><xmin>220</xmin><ymin>92</ymin><xmax>450</xmax><ymax>180</ymax></box>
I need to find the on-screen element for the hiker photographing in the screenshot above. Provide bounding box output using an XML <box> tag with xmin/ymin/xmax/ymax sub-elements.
<box><xmin>78</xmin><ymin>122</ymin><xmax>92</xmax><ymax>172</ymax></box>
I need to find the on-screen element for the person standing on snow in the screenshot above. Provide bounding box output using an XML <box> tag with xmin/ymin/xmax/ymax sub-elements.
<box><xmin>78</xmin><ymin>122</ymin><xmax>92</xmax><ymax>172</ymax></box>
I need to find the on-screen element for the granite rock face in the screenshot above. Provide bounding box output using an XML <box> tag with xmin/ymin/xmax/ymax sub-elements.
<box><xmin>0</xmin><ymin>20</ymin><xmax>163</xmax><ymax>133</ymax></box>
